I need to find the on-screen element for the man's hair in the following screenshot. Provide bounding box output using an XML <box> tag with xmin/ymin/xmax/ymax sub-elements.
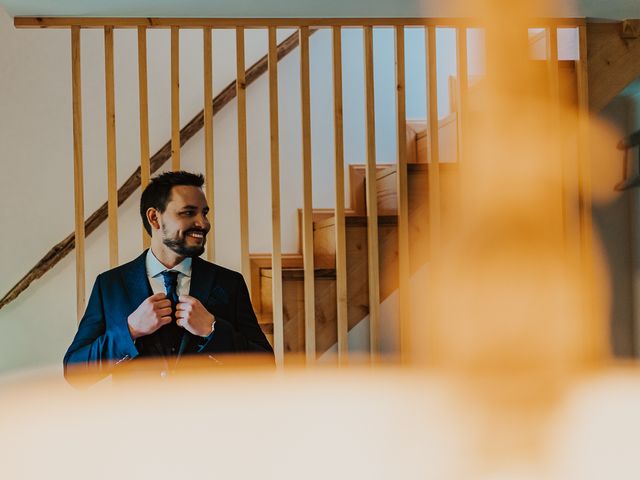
<box><xmin>140</xmin><ymin>170</ymin><xmax>205</xmax><ymax>235</ymax></box>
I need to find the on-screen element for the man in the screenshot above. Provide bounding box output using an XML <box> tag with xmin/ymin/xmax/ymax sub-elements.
<box><xmin>64</xmin><ymin>171</ymin><xmax>273</xmax><ymax>384</ymax></box>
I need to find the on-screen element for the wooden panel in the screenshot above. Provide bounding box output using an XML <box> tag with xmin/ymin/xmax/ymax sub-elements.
<box><xmin>71</xmin><ymin>26</ymin><xmax>86</xmax><ymax>321</ymax></box>
<box><xmin>137</xmin><ymin>26</ymin><xmax>151</xmax><ymax>249</ymax></box>
<box><xmin>203</xmin><ymin>27</ymin><xmax>215</xmax><ymax>263</ymax></box>
<box><xmin>104</xmin><ymin>26</ymin><xmax>119</xmax><ymax>268</ymax></box>
<box><xmin>426</xmin><ymin>26</ymin><xmax>441</xmax><ymax>256</ymax></box>
<box><xmin>268</xmin><ymin>26</ymin><xmax>285</xmax><ymax>367</ymax></box>
<box><xmin>299</xmin><ymin>26</ymin><xmax>316</xmax><ymax>362</ymax></box>
<box><xmin>364</xmin><ymin>26</ymin><xmax>381</xmax><ymax>359</ymax></box>
<box><xmin>15</xmin><ymin>17</ymin><xmax>586</xmax><ymax>29</ymax></box>
<box><xmin>236</xmin><ymin>26</ymin><xmax>251</xmax><ymax>288</ymax></box>
<box><xmin>395</xmin><ymin>25</ymin><xmax>411</xmax><ymax>362</ymax></box>
<box><xmin>332</xmin><ymin>26</ymin><xmax>349</xmax><ymax>364</ymax></box>
<box><xmin>171</xmin><ymin>26</ymin><xmax>180</xmax><ymax>170</ymax></box>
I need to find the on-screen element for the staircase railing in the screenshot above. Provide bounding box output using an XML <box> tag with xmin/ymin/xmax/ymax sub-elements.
<box><xmin>7</xmin><ymin>17</ymin><xmax>590</xmax><ymax>368</ymax></box>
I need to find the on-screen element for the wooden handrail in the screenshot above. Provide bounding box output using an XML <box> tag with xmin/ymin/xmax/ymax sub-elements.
<box><xmin>14</xmin><ymin>17</ymin><xmax>586</xmax><ymax>29</ymax></box>
<box><xmin>0</xmin><ymin>29</ymin><xmax>306</xmax><ymax>311</ymax></box>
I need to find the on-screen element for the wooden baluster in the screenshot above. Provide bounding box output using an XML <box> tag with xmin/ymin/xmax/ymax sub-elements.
<box><xmin>363</xmin><ymin>26</ymin><xmax>381</xmax><ymax>360</ymax></box>
<box><xmin>395</xmin><ymin>25</ymin><xmax>410</xmax><ymax>363</ymax></box>
<box><xmin>236</xmin><ymin>26</ymin><xmax>251</xmax><ymax>288</ymax></box>
<box><xmin>426</xmin><ymin>26</ymin><xmax>441</xmax><ymax>257</ymax></box>
<box><xmin>71</xmin><ymin>26</ymin><xmax>86</xmax><ymax>321</ymax></box>
<box><xmin>268</xmin><ymin>27</ymin><xmax>285</xmax><ymax>366</ymax></box>
<box><xmin>203</xmin><ymin>27</ymin><xmax>215</xmax><ymax>262</ymax></box>
<box><xmin>332</xmin><ymin>26</ymin><xmax>349</xmax><ymax>365</ymax></box>
<box><xmin>137</xmin><ymin>26</ymin><xmax>151</xmax><ymax>249</ymax></box>
<box><xmin>171</xmin><ymin>26</ymin><xmax>180</xmax><ymax>171</ymax></box>
<box><xmin>104</xmin><ymin>26</ymin><xmax>119</xmax><ymax>267</ymax></box>
<box><xmin>300</xmin><ymin>26</ymin><xmax>316</xmax><ymax>363</ymax></box>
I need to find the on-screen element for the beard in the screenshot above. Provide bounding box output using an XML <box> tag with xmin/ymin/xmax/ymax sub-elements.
<box><xmin>162</xmin><ymin>225</ymin><xmax>207</xmax><ymax>257</ymax></box>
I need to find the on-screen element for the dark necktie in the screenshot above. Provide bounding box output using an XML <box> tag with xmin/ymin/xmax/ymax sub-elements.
<box><xmin>161</xmin><ymin>270</ymin><xmax>180</xmax><ymax>313</ymax></box>
<box><xmin>160</xmin><ymin>270</ymin><xmax>182</xmax><ymax>353</ymax></box>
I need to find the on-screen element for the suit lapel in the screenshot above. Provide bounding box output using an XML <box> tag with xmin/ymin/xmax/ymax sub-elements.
<box><xmin>189</xmin><ymin>256</ymin><xmax>216</xmax><ymax>305</ymax></box>
<box><xmin>122</xmin><ymin>250</ymin><xmax>152</xmax><ymax>312</ymax></box>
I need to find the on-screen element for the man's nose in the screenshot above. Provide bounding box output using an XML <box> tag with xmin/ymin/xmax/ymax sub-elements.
<box><xmin>194</xmin><ymin>213</ymin><xmax>210</xmax><ymax>229</ymax></box>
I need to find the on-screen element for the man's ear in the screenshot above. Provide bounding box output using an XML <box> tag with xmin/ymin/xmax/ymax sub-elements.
<box><xmin>147</xmin><ymin>208</ymin><xmax>161</xmax><ymax>231</ymax></box>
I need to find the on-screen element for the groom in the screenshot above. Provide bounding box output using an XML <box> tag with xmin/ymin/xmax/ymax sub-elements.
<box><xmin>64</xmin><ymin>171</ymin><xmax>273</xmax><ymax>384</ymax></box>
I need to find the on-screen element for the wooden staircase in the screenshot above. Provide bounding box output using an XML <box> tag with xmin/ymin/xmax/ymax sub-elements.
<box><xmin>251</xmin><ymin>58</ymin><xmax>581</xmax><ymax>357</ymax></box>
<box><xmin>251</xmin><ymin>116</ymin><xmax>460</xmax><ymax>355</ymax></box>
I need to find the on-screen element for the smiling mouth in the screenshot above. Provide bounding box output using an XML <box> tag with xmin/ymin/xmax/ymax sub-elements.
<box><xmin>186</xmin><ymin>230</ymin><xmax>206</xmax><ymax>240</ymax></box>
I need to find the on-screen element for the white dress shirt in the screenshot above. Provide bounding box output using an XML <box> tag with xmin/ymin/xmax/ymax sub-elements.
<box><xmin>145</xmin><ymin>249</ymin><xmax>192</xmax><ymax>297</ymax></box>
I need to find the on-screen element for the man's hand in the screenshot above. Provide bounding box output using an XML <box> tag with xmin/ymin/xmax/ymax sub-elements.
<box><xmin>127</xmin><ymin>293</ymin><xmax>173</xmax><ymax>340</ymax></box>
<box><xmin>176</xmin><ymin>295</ymin><xmax>215</xmax><ymax>337</ymax></box>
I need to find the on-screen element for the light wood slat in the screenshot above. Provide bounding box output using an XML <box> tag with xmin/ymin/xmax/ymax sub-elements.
<box><xmin>137</xmin><ymin>26</ymin><xmax>151</xmax><ymax>249</ymax></box>
<box><xmin>363</xmin><ymin>26</ymin><xmax>381</xmax><ymax>359</ymax></box>
<box><xmin>203</xmin><ymin>27</ymin><xmax>215</xmax><ymax>263</ymax></box>
<box><xmin>426</xmin><ymin>26</ymin><xmax>441</xmax><ymax>256</ymax></box>
<box><xmin>546</xmin><ymin>27</ymin><xmax>568</xmax><ymax>246</ymax></box>
<box><xmin>332</xmin><ymin>26</ymin><xmax>349</xmax><ymax>364</ymax></box>
<box><xmin>236</xmin><ymin>26</ymin><xmax>251</xmax><ymax>289</ymax></box>
<box><xmin>394</xmin><ymin>25</ymin><xmax>411</xmax><ymax>363</ymax></box>
<box><xmin>299</xmin><ymin>26</ymin><xmax>316</xmax><ymax>363</ymax></box>
<box><xmin>15</xmin><ymin>17</ymin><xmax>586</xmax><ymax>29</ymax></box>
<box><xmin>576</xmin><ymin>25</ymin><xmax>598</xmax><ymax>352</ymax></box>
<box><xmin>455</xmin><ymin>27</ymin><xmax>469</xmax><ymax>167</ymax></box>
<box><xmin>171</xmin><ymin>26</ymin><xmax>180</xmax><ymax>170</ymax></box>
<box><xmin>268</xmin><ymin>27</ymin><xmax>284</xmax><ymax>367</ymax></box>
<box><xmin>104</xmin><ymin>26</ymin><xmax>119</xmax><ymax>268</ymax></box>
<box><xmin>71</xmin><ymin>26</ymin><xmax>86</xmax><ymax>322</ymax></box>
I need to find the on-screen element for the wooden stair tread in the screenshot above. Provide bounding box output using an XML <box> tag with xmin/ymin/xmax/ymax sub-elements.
<box><xmin>314</xmin><ymin>213</ymin><xmax>399</xmax><ymax>230</ymax></box>
<box><xmin>261</xmin><ymin>267</ymin><xmax>337</xmax><ymax>280</ymax></box>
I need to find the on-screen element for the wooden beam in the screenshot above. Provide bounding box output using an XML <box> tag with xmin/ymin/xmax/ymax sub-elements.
<box><xmin>71</xmin><ymin>26</ymin><xmax>85</xmax><ymax>321</ymax></box>
<box><xmin>268</xmin><ymin>27</ymin><xmax>284</xmax><ymax>367</ymax></box>
<box><xmin>171</xmin><ymin>26</ymin><xmax>180</xmax><ymax>170</ymax></box>
<box><xmin>395</xmin><ymin>25</ymin><xmax>411</xmax><ymax>363</ymax></box>
<box><xmin>104</xmin><ymin>26</ymin><xmax>119</xmax><ymax>268</ymax></box>
<box><xmin>236</xmin><ymin>26</ymin><xmax>251</xmax><ymax>288</ymax></box>
<box><xmin>300</xmin><ymin>26</ymin><xmax>316</xmax><ymax>363</ymax></box>
<box><xmin>0</xmin><ymin>29</ymin><xmax>306</xmax><ymax>311</ymax></box>
<box><xmin>203</xmin><ymin>27</ymin><xmax>215</xmax><ymax>263</ymax></box>
<box><xmin>364</xmin><ymin>26</ymin><xmax>381</xmax><ymax>360</ymax></box>
<box><xmin>332</xmin><ymin>25</ymin><xmax>349</xmax><ymax>365</ymax></box>
<box><xmin>14</xmin><ymin>17</ymin><xmax>585</xmax><ymax>29</ymax></box>
<box><xmin>587</xmin><ymin>21</ymin><xmax>640</xmax><ymax>112</ymax></box>
<box><xmin>137</xmin><ymin>26</ymin><xmax>151</xmax><ymax>249</ymax></box>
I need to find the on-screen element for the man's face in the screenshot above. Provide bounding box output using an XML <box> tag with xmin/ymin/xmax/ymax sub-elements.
<box><xmin>155</xmin><ymin>185</ymin><xmax>210</xmax><ymax>257</ymax></box>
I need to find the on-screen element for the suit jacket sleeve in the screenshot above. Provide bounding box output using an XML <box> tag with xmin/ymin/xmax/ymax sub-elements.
<box><xmin>63</xmin><ymin>274</ymin><xmax>139</xmax><ymax>385</ymax></box>
<box><xmin>198</xmin><ymin>271</ymin><xmax>273</xmax><ymax>355</ymax></box>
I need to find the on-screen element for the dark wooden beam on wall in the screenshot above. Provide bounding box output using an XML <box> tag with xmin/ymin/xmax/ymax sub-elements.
<box><xmin>588</xmin><ymin>19</ymin><xmax>640</xmax><ymax>112</ymax></box>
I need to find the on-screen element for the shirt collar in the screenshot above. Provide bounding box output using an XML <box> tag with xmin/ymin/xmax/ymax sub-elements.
<box><xmin>145</xmin><ymin>249</ymin><xmax>192</xmax><ymax>278</ymax></box>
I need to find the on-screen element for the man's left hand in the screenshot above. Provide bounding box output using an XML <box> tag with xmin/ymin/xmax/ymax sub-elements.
<box><xmin>176</xmin><ymin>295</ymin><xmax>215</xmax><ymax>337</ymax></box>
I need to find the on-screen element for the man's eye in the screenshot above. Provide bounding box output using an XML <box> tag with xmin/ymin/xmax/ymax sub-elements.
<box><xmin>181</xmin><ymin>211</ymin><xmax>194</xmax><ymax>216</ymax></box>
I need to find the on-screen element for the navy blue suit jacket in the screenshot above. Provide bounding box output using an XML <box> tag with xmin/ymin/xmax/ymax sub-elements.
<box><xmin>64</xmin><ymin>251</ymin><xmax>273</xmax><ymax>383</ymax></box>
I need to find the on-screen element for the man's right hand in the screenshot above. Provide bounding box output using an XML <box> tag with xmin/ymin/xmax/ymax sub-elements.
<box><xmin>127</xmin><ymin>293</ymin><xmax>173</xmax><ymax>340</ymax></box>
